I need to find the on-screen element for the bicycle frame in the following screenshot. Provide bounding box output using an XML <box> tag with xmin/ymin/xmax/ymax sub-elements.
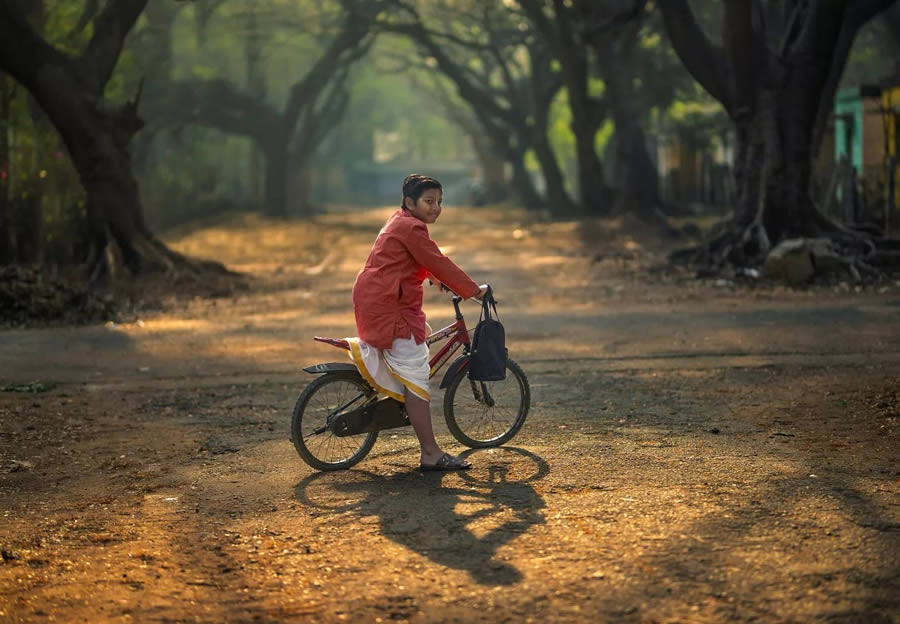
<box><xmin>312</xmin><ymin>296</ymin><xmax>473</xmax><ymax>384</ymax></box>
<box><xmin>425</xmin><ymin>308</ymin><xmax>471</xmax><ymax>379</ymax></box>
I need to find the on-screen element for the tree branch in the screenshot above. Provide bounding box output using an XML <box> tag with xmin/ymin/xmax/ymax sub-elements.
<box><xmin>79</xmin><ymin>0</ymin><xmax>149</xmax><ymax>95</ymax></box>
<box><xmin>283</xmin><ymin>11</ymin><xmax>377</xmax><ymax>127</ymax></box>
<box><xmin>852</xmin><ymin>0</ymin><xmax>900</xmax><ymax>24</ymax></box>
<box><xmin>160</xmin><ymin>78</ymin><xmax>282</xmax><ymax>141</ymax></box>
<box><xmin>723</xmin><ymin>0</ymin><xmax>769</xmax><ymax>117</ymax></box>
<box><xmin>657</xmin><ymin>0</ymin><xmax>734</xmax><ymax>112</ymax></box>
<box><xmin>300</xmin><ymin>70</ymin><xmax>352</xmax><ymax>151</ymax></box>
<box><xmin>73</xmin><ymin>0</ymin><xmax>101</xmax><ymax>34</ymax></box>
<box><xmin>810</xmin><ymin>0</ymin><xmax>897</xmax><ymax>157</ymax></box>
<box><xmin>481</xmin><ymin>5</ymin><xmax>523</xmax><ymax>102</ymax></box>
<box><xmin>575</xmin><ymin>0</ymin><xmax>648</xmax><ymax>39</ymax></box>
<box><xmin>381</xmin><ymin>21</ymin><xmax>511</xmax><ymax>122</ymax></box>
<box><xmin>0</xmin><ymin>3</ymin><xmax>73</xmax><ymax>87</ymax></box>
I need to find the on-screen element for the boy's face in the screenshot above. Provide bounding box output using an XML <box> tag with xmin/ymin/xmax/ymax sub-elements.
<box><xmin>405</xmin><ymin>188</ymin><xmax>442</xmax><ymax>224</ymax></box>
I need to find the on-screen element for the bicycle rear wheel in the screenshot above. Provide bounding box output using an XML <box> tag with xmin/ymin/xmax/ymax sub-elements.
<box><xmin>443</xmin><ymin>357</ymin><xmax>530</xmax><ymax>448</ymax></box>
<box><xmin>291</xmin><ymin>371</ymin><xmax>378</xmax><ymax>471</ymax></box>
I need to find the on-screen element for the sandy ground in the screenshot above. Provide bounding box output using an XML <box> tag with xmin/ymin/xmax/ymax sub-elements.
<box><xmin>1</xmin><ymin>205</ymin><xmax>899</xmax><ymax>623</ymax></box>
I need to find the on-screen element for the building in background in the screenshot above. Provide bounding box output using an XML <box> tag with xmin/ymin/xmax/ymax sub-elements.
<box><xmin>654</xmin><ymin>106</ymin><xmax>735</xmax><ymax>214</ymax></box>
<box><xmin>832</xmin><ymin>84</ymin><xmax>900</xmax><ymax>232</ymax></box>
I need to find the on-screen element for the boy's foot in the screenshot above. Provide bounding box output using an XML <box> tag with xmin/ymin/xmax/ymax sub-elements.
<box><xmin>420</xmin><ymin>453</ymin><xmax>471</xmax><ymax>472</ymax></box>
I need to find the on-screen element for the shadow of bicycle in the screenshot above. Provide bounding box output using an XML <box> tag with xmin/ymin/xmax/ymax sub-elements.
<box><xmin>294</xmin><ymin>447</ymin><xmax>549</xmax><ymax>586</ymax></box>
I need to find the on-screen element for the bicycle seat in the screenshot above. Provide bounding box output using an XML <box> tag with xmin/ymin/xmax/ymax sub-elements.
<box><xmin>314</xmin><ymin>336</ymin><xmax>350</xmax><ymax>350</ymax></box>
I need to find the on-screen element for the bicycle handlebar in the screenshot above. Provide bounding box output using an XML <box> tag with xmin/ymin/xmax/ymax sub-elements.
<box><xmin>450</xmin><ymin>285</ymin><xmax>495</xmax><ymax>320</ymax></box>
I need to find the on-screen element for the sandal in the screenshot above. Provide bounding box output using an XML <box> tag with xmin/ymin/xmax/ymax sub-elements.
<box><xmin>420</xmin><ymin>453</ymin><xmax>471</xmax><ymax>472</ymax></box>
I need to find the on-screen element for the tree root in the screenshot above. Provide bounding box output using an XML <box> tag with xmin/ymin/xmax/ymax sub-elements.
<box><xmin>670</xmin><ymin>217</ymin><xmax>900</xmax><ymax>283</ymax></box>
<box><xmin>621</xmin><ymin>205</ymin><xmax>683</xmax><ymax>240</ymax></box>
<box><xmin>88</xmin><ymin>232</ymin><xmax>247</xmax><ymax>300</ymax></box>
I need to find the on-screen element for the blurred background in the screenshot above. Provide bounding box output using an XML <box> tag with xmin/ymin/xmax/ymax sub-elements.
<box><xmin>1</xmin><ymin>0</ymin><xmax>899</xmax><ymax>271</ymax></box>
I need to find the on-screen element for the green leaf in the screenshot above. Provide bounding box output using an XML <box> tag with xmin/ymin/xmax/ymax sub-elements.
<box><xmin>1</xmin><ymin>382</ymin><xmax>56</xmax><ymax>393</ymax></box>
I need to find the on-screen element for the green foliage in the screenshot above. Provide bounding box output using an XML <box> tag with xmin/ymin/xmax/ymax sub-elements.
<box><xmin>548</xmin><ymin>89</ymin><xmax>575</xmax><ymax>189</ymax></box>
<box><xmin>1</xmin><ymin>71</ymin><xmax>85</xmax><ymax>265</ymax></box>
<box><xmin>843</xmin><ymin>16</ymin><xmax>898</xmax><ymax>86</ymax></box>
<box><xmin>1</xmin><ymin>382</ymin><xmax>56</xmax><ymax>393</ymax></box>
<box><xmin>5</xmin><ymin>0</ymin><xmax>895</xmax><ymax>246</ymax></box>
<box><xmin>40</xmin><ymin>1</ymin><xmax>93</xmax><ymax>55</ymax></box>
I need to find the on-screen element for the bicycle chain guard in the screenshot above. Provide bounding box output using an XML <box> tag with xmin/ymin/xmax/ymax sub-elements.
<box><xmin>331</xmin><ymin>398</ymin><xmax>409</xmax><ymax>437</ymax></box>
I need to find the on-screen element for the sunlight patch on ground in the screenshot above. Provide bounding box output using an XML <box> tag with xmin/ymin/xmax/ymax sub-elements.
<box><xmin>133</xmin><ymin>318</ymin><xmax>213</xmax><ymax>332</ymax></box>
<box><xmin>520</xmin><ymin>255</ymin><xmax>572</xmax><ymax>268</ymax></box>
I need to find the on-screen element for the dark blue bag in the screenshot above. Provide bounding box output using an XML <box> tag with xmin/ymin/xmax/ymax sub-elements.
<box><xmin>468</xmin><ymin>287</ymin><xmax>507</xmax><ymax>381</ymax></box>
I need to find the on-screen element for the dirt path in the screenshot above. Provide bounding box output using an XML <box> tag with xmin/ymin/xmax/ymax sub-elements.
<box><xmin>1</xmin><ymin>206</ymin><xmax>899</xmax><ymax>623</ymax></box>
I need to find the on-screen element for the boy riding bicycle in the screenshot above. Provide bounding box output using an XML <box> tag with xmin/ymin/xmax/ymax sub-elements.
<box><xmin>349</xmin><ymin>174</ymin><xmax>486</xmax><ymax>471</ymax></box>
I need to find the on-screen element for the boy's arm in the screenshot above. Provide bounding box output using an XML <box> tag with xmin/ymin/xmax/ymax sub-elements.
<box><xmin>405</xmin><ymin>222</ymin><xmax>480</xmax><ymax>298</ymax></box>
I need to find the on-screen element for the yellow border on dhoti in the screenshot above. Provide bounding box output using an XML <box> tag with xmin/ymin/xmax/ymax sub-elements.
<box><xmin>388</xmin><ymin>369</ymin><xmax>430</xmax><ymax>402</ymax></box>
<box><xmin>347</xmin><ymin>339</ymin><xmax>406</xmax><ymax>403</ymax></box>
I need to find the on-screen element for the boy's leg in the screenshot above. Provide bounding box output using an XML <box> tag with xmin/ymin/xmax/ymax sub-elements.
<box><xmin>404</xmin><ymin>388</ymin><xmax>444</xmax><ymax>465</ymax></box>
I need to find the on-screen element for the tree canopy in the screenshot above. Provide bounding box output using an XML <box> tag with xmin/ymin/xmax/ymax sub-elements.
<box><xmin>1</xmin><ymin>0</ymin><xmax>899</xmax><ymax>283</ymax></box>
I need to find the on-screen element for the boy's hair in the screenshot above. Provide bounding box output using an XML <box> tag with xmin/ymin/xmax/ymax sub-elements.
<box><xmin>401</xmin><ymin>174</ymin><xmax>442</xmax><ymax>210</ymax></box>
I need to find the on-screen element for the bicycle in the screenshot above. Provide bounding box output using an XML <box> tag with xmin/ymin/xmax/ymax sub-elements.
<box><xmin>290</xmin><ymin>292</ymin><xmax>531</xmax><ymax>471</ymax></box>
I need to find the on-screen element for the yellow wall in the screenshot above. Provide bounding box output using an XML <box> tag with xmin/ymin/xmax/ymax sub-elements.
<box><xmin>881</xmin><ymin>87</ymin><xmax>900</xmax><ymax>229</ymax></box>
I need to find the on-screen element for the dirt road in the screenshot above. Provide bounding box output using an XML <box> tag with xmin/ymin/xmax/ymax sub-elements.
<box><xmin>1</xmin><ymin>206</ymin><xmax>899</xmax><ymax>623</ymax></box>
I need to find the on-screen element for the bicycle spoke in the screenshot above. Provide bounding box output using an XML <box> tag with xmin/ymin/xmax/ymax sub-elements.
<box><xmin>445</xmin><ymin>360</ymin><xmax>529</xmax><ymax>447</ymax></box>
<box><xmin>292</xmin><ymin>373</ymin><xmax>377</xmax><ymax>469</ymax></box>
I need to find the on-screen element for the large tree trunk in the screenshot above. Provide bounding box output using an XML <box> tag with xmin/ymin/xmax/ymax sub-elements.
<box><xmin>714</xmin><ymin>84</ymin><xmax>831</xmax><ymax>265</ymax></box>
<box><xmin>290</xmin><ymin>152</ymin><xmax>315</xmax><ymax>218</ymax></box>
<box><xmin>529</xmin><ymin>61</ymin><xmax>580</xmax><ymax>216</ymax></box>
<box><xmin>598</xmin><ymin>37</ymin><xmax>675</xmax><ymax>234</ymax></box>
<box><xmin>0</xmin><ymin>1</ymin><xmax>233</xmax><ymax>284</ymax></box>
<box><xmin>470</xmin><ymin>136</ymin><xmax>508</xmax><ymax>203</ymax></box>
<box><xmin>532</xmin><ymin>131</ymin><xmax>580</xmax><ymax>216</ymax></box>
<box><xmin>0</xmin><ymin>73</ymin><xmax>10</xmax><ymax>265</ymax></box>
<box><xmin>509</xmin><ymin>152</ymin><xmax>546</xmax><ymax>212</ymax></box>
<box><xmin>546</xmin><ymin>6</ymin><xmax>608</xmax><ymax>214</ymax></box>
<box><xmin>518</xmin><ymin>0</ymin><xmax>611</xmax><ymax>215</ymax></box>
<box><xmin>68</xmin><ymin>93</ymin><xmax>148</xmax><ymax>277</ymax></box>
<box><xmin>262</xmin><ymin>136</ymin><xmax>289</xmax><ymax>218</ymax></box>
<box><xmin>564</xmin><ymin>44</ymin><xmax>610</xmax><ymax>214</ymax></box>
<box><xmin>660</xmin><ymin>0</ymin><xmax>900</xmax><ymax>270</ymax></box>
<box><xmin>547</xmin><ymin>0</ymin><xmax>607</xmax><ymax>214</ymax></box>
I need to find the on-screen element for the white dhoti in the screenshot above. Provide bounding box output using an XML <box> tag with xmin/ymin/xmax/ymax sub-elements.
<box><xmin>346</xmin><ymin>335</ymin><xmax>430</xmax><ymax>402</ymax></box>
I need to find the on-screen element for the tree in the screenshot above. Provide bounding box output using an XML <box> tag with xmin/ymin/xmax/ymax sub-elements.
<box><xmin>880</xmin><ymin>4</ymin><xmax>900</xmax><ymax>77</ymax></box>
<box><xmin>517</xmin><ymin>0</ymin><xmax>688</xmax><ymax>232</ymax></box>
<box><xmin>659</xmin><ymin>0</ymin><xmax>900</xmax><ymax>270</ymax></box>
<box><xmin>0</xmin><ymin>73</ymin><xmax>11</xmax><ymax>265</ymax></box>
<box><xmin>579</xmin><ymin>1</ymin><xmax>674</xmax><ymax>224</ymax></box>
<box><xmin>0</xmin><ymin>0</ymin><xmax>227</xmax><ymax>282</ymax></box>
<box><xmin>130</xmin><ymin>0</ymin><xmax>382</xmax><ymax>217</ymax></box>
<box><xmin>405</xmin><ymin>70</ymin><xmax>510</xmax><ymax>204</ymax></box>
<box><xmin>517</xmin><ymin>0</ymin><xmax>611</xmax><ymax>213</ymax></box>
<box><xmin>135</xmin><ymin>0</ymin><xmax>382</xmax><ymax>217</ymax></box>
<box><xmin>384</xmin><ymin>0</ymin><xmax>580</xmax><ymax>215</ymax></box>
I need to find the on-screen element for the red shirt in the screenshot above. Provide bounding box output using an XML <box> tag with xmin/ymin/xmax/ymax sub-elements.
<box><xmin>352</xmin><ymin>210</ymin><xmax>480</xmax><ymax>349</ymax></box>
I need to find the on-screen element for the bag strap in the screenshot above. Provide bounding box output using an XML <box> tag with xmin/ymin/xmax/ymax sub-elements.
<box><xmin>480</xmin><ymin>286</ymin><xmax>499</xmax><ymax>322</ymax></box>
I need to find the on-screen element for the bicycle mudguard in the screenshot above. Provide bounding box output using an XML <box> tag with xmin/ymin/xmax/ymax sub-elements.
<box><xmin>439</xmin><ymin>355</ymin><xmax>470</xmax><ymax>389</ymax></box>
<box><xmin>303</xmin><ymin>362</ymin><xmax>359</xmax><ymax>375</ymax></box>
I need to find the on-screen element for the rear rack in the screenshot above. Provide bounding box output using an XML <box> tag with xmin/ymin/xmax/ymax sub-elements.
<box><xmin>314</xmin><ymin>336</ymin><xmax>350</xmax><ymax>350</ymax></box>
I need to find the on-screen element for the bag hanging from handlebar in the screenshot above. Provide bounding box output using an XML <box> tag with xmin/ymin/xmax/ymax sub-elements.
<box><xmin>468</xmin><ymin>286</ymin><xmax>507</xmax><ymax>381</ymax></box>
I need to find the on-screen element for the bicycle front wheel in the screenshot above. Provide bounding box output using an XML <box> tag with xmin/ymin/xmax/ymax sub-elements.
<box><xmin>443</xmin><ymin>357</ymin><xmax>530</xmax><ymax>448</ymax></box>
<box><xmin>291</xmin><ymin>371</ymin><xmax>378</xmax><ymax>471</ymax></box>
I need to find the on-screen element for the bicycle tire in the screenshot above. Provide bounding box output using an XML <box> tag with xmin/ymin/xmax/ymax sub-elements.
<box><xmin>443</xmin><ymin>357</ymin><xmax>530</xmax><ymax>448</ymax></box>
<box><xmin>291</xmin><ymin>371</ymin><xmax>378</xmax><ymax>471</ymax></box>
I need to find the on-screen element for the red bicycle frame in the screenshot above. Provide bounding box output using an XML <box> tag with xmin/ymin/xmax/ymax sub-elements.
<box><xmin>312</xmin><ymin>297</ymin><xmax>473</xmax><ymax>384</ymax></box>
<box><xmin>424</xmin><ymin>312</ymin><xmax>471</xmax><ymax>380</ymax></box>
